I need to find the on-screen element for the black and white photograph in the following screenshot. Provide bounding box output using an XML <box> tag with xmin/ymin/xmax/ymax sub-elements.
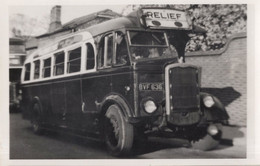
<box><xmin>1</xmin><ymin>1</ymin><xmax>260</xmax><ymax>165</ymax></box>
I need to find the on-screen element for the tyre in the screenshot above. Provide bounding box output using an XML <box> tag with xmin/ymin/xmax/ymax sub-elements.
<box><xmin>104</xmin><ymin>104</ymin><xmax>134</xmax><ymax>156</ymax></box>
<box><xmin>190</xmin><ymin>124</ymin><xmax>222</xmax><ymax>151</ymax></box>
<box><xmin>31</xmin><ymin>103</ymin><xmax>44</xmax><ymax>135</ymax></box>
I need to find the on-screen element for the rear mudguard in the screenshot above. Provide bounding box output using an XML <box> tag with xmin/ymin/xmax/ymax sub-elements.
<box><xmin>200</xmin><ymin>92</ymin><xmax>229</xmax><ymax>124</ymax></box>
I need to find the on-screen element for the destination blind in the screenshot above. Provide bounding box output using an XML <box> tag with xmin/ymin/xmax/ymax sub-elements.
<box><xmin>142</xmin><ymin>9</ymin><xmax>191</xmax><ymax>29</ymax></box>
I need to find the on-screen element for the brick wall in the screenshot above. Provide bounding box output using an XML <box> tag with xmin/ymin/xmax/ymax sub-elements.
<box><xmin>186</xmin><ymin>33</ymin><xmax>247</xmax><ymax>126</ymax></box>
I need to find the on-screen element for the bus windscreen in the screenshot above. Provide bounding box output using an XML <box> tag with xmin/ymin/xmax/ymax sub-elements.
<box><xmin>128</xmin><ymin>31</ymin><xmax>178</xmax><ymax>60</ymax></box>
<box><xmin>129</xmin><ymin>31</ymin><xmax>167</xmax><ymax>46</ymax></box>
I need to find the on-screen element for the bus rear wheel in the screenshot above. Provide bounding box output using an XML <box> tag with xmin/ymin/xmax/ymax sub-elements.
<box><xmin>104</xmin><ymin>104</ymin><xmax>134</xmax><ymax>156</ymax></box>
<box><xmin>31</xmin><ymin>103</ymin><xmax>44</xmax><ymax>135</ymax></box>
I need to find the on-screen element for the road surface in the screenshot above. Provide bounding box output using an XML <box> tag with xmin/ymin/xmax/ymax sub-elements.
<box><xmin>10</xmin><ymin>113</ymin><xmax>246</xmax><ymax>159</ymax></box>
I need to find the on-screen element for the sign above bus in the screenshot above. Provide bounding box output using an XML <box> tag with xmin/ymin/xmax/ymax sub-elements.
<box><xmin>141</xmin><ymin>8</ymin><xmax>191</xmax><ymax>29</ymax></box>
<box><xmin>58</xmin><ymin>35</ymin><xmax>83</xmax><ymax>49</ymax></box>
<box><xmin>37</xmin><ymin>35</ymin><xmax>83</xmax><ymax>57</ymax></box>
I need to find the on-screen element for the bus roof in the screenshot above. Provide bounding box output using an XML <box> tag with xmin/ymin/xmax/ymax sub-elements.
<box><xmin>24</xmin><ymin>8</ymin><xmax>206</xmax><ymax>64</ymax></box>
<box><xmin>85</xmin><ymin>9</ymin><xmax>206</xmax><ymax>37</ymax></box>
<box><xmin>86</xmin><ymin>17</ymin><xmax>139</xmax><ymax>36</ymax></box>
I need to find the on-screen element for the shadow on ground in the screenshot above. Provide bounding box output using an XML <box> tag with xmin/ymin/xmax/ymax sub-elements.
<box><xmin>219</xmin><ymin>126</ymin><xmax>245</xmax><ymax>146</ymax></box>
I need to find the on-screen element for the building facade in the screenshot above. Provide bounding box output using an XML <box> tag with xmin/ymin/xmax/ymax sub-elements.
<box><xmin>9</xmin><ymin>37</ymin><xmax>26</xmax><ymax>111</ymax></box>
<box><xmin>25</xmin><ymin>6</ymin><xmax>121</xmax><ymax>53</ymax></box>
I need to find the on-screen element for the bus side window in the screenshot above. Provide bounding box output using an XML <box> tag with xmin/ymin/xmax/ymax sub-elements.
<box><xmin>67</xmin><ymin>47</ymin><xmax>81</xmax><ymax>73</ymax></box>
<box><xmin>24</xmin><ymin>63</ymin><xmax>31</xmax><ymax>81</ymax></box>
<box><xmin>98</xmin><ymin>34</ymin><xmax>113</xmax><ymax>68</ymax></box>
<box><xmin>54</xmin><ymin>52</ymin><xmax>65</xmax><ymax>76</ymax></box>
<box><xmin>97</xmin><ymin>36</ymin><xmax>104</xmax><ymax>68</ymax></box>
<box><xmin>33</xmin><ymin>60</ymin><xmax>40</xmax><ymax>79</ymax></box>
<box><xmin>115</xmin><ymin>32</ymin><xmax>128</xmax><ymax>66</ymax></box>
<box><xmin>86</xmin><ymin>43</ymin><xmax>95</xmax><ymax>70</ymax></box>
<box><xmin>43</xmin><ymin>58</ymin><xmax>51</xmax><ymax>78</ymax></box>
<box><xmin>106</xmin><ymin>34</ymin><xmax>113</xmax><ymax>67</ymax></box>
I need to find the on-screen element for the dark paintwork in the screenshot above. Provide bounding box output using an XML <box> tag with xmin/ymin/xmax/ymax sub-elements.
<box><xmin>21</xmin><ymin>9</ymin><xmax>227</xmax><ymax>141</ymax></box>
<box><xmin>21</xmin><ymin>57</ymin><xmax>171</xmax><ymax>134</ymax></box>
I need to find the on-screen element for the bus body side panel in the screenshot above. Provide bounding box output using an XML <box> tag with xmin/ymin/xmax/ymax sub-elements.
<box><xmin>21</xmin><ymin>83</ymin><xmax>53</xmax><ymax>124</ymax></box>
<box><xmin>38</xmin><ymin>83</ymin><xmax>53</xmax><ymax>124</ymax></box>
<box><xmin>64</xmin><ymin>78</ymin><xmax>82</xmax><ymax>129</ymax></box>
<box><xmin>21</xmin><ymin>86</ymin><xmax>32</xmax><ymax>120</ymax></box>
<box><xmin>111</xmin><ymin>68</ymin><xmax>135</xmax><ymax>116</ymax></box>
<box><xmin>51</xmin><ymin>81</ymin><xmax>66</xmax><ymax>126</ymax></box>
<box><xmin>81</xmin><ymin>72</ymin><xmax>111</xmax><ymax>133</ymax></box>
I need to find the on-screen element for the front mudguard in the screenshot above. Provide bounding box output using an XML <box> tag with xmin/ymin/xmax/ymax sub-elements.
<box><xmin>200</xmin><ymin>92</ymin><xmax>229</xmax><ymax>125</ymax></box>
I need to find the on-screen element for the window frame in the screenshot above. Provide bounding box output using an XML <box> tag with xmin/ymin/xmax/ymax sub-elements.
<box><xmin>86</xmin><ymin>42</ymin><xmax>96</xmax><ymax>70</ymax></box>
<box><xmin>67</xmin><ymin>46</ymin><xmax>82</xmax><ymax>74</ymax></box>
<box><xmin>33</xmin><ymin>60</ymin><xmax>41</xmax><ymax>80</ymax></box>
<box><xmin>21</xmin><ymin>35</ymin><xmax>98</xmax><ymax>84</ymax></box>
<box><xmin>114</xmin><ymin>31</ymin><xmax>130</xmax><ymax>67</ymax></box>
<box><xmin>24</xmin><ymin>63</ymin><xmax>31</xmax><ymax>81</ymax></box>
<box><xmin>97</xmin><ymin>32</ymin><xmax>114</xmax><ymax>69</ymax></box>
<box><xmin>42</xmin><ymin>57</ymin><xmax>52</xmax><ymax>78</ymax></box>
<box><xmin>53</xmin><ymin>51</ymin><xmax>65</xmax><ymax>76</ymax></box>
<box><xmin>127</xmin><ymin>30</ymin><xmax>169</xmax><ymax>47</ymax></box>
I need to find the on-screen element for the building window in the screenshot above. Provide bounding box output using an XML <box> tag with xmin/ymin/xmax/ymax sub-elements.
<box><xmin>33</xmin><ymin>60</ymin><xmax>40</xmax><ymax>79</ymax></box>
<box><xmin>24</xmin><ymin>63</ymin><xmax>31</xmax><ymax>81</ymax></box>
<box><xmin>86</xmin><ymin>43</ymin><xmax>95</xmax><ymax>70</ymax></box>
<box><xmin>10</xmin><ymin>58</ymin><xmax>20</xmax><ymax>65</ymax></box>
<box><xmin>67</xmin><ymin>47</ymin><xmax>81</xmax><ymax>73</ymax></box>
<box><xmin>42</xmin><ymin>58</ymin><xmax>51</xmax><ymax>78</ymax></box>
<box><xmin>54</xmin><ymin>52</ymin><xmax>65</xmax><ymax>76</ymax></box>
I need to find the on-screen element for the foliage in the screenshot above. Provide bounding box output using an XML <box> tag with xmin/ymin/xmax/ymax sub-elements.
<box><xmin>9</xmin><ymin>13</ymin><xmax>50</xmax><ymax>40</ymax></box>
<box><xmin>186</xmin><ymin>4</ymin><xmax>247</xmax><ymax>52</ymax></box>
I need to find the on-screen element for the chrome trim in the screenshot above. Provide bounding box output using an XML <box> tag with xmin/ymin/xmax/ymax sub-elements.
<box><xmin>165</xmin><ymin>63</ymin><xmax>199</xmax><ymax>115</ymax></box>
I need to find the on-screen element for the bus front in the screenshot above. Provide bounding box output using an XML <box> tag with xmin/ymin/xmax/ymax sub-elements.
<box><xmin>127</xmin><ymin>7</ymin><xmax>229</xmax><ymax>151</ymax></box>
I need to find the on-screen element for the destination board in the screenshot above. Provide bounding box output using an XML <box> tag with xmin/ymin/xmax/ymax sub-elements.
<box><xmin>142</xmin><ymin>9</ymin><xmax>191</xmax><ymax>29</ymax></box>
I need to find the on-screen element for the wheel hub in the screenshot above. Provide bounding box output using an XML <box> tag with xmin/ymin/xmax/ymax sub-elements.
<box><xmin>110</xmin><ymin>118</ymin><xmax>119</xmax><ymax>140</ymax></box>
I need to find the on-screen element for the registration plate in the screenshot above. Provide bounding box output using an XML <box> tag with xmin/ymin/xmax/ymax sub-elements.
<box><xmin>139</xmin><ymin>83</ymin><xmax>164</xmax><ymax>91</ymax></box>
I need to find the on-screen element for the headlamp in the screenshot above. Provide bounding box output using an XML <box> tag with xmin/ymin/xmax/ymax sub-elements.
<box><xmin>203</xmin><ymin>96</ymin><xmax>215</xmax><ymax>108</ymax></box>
<box><xmin>143</xmin><ymin>100</ymin><xmax>157</xmax><ymax>114</ymax></box>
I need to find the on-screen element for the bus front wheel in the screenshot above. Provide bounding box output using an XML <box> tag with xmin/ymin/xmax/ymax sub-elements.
<box><xmin>104</xmin><ymin>104</ymin><xmax>134</xmax><ymax>156</ymax></box>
